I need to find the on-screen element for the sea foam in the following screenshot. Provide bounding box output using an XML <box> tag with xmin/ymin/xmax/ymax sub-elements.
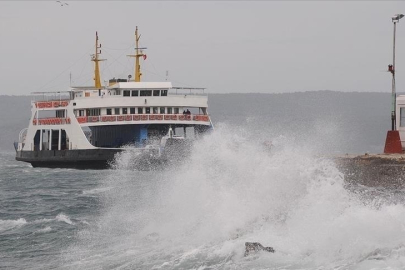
<box><xmin>63</xmin><ymin>126</ymin><xmax>405</xmax><ymax>269</ymax></box>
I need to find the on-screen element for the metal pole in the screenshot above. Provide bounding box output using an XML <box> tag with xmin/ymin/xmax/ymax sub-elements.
<box><xmin>392</xmin><ymin>21</ymin><xmax>397</xmax><ymax>131</ymax></box>
<box><xmin>39</xmin><ymin>129</ymin><xmax>43</xmax><ymax>151</ymax></box>
<box><xmin>49</xmin><ymin>129</ymin><xmax>52</xmax><ymax>150</ymax></box>
<box><xmin>58</xmin><ymin>129</ymin><xmax>61</xmax><ymax>150</ymax></box>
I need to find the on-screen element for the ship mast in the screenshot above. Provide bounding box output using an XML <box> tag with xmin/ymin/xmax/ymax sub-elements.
<box><xmin>91</xmin><ymin>32</ymin><xmax>105</xmax><ymax>88</ymax></box>
<box><xmin>127</xmin><ymin>26</ymin><xmax>147</xmax><ymax>82</ymax></box>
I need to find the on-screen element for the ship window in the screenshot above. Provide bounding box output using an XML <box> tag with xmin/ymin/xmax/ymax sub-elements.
<box><xmin>56</xmin><ymin>110</ymin><xmax>65</xmax><ymax>118</ymax></box>
<box><xmin>153</xmin><ymin>90</ymin><xmax>160</xmax><ymax>96</ymax></box>
<box><xmin>88</xmin><ymin>108</ymin><xmax>100</xmax><ymax>116</ymax></box>
<box><xmin>140</xmin><ymin>90</ymin><xmax>152</xmax><ymax>96</ymax></box>
<box><xmin>160</xmin><ymin>107</ymin><xmax>165</xmax><ymax>114</ymax></box>
<box><xmin>107</xmin><ymin>108</ymin><xmax>112</xmax><ymax>115</ymax></box>
<box><xmin>167</xmin><ymin>107</ymin><xmax>172</xmax><ymax>114</ymax></box>
<box><xmin>174</xmin><ymin>108</ymin><xmax>179</xmax><ymax>114</ymax></box>
<box><xmin>130</xmin><ymin>107</ymin><xmax>135</xmax><ymax>114</ymax></box>
<box><xmin>131</xmin><ymin>90</ymin><xmax>138</xmax><ymax>97</ymax></box>
<box><xmin>122</xmin><ymin>108</ymin><xmax>128</xmax><ymax>114</ymax></box>
<box><xmin>138</xmin><ymin>107</ymin><xmax>143</xmax><ymax>114</ymax></box>
<box><xmin>161</xmin><ymin>90</ymin><xmax>168</xmax><ymax>96</ymax></box>
<box><xmin>123</xmin><ymin>90</ymin><xmax>130</xmax><ymax>97</ymax></box>
<box><xmin>145</xmin><ymin>107</ymin><xmax>150</xmax><ymax>114</ymax></box>
<box><xmin>401</xmin><ymin>108</ymin><xmax>405</xmax><ymax>127</ymax></box>
<box><xmin>115</xmin><ymin>90</ymin><xmax>121</xmax><ymax>95</ymax></box>
<box><xmin>79</xmin><ymin>110</ymin><xmax>84</xmax><ymax>116</ymax></box>
<box><xmin>153</xmin><ymin>107</ymin><xmax>158</xmax><ymax>114</ymax></box>
<box><xmin>114</xmin><ymin>108</ymin><xmax>120</xmax><ymax>115</ymax></box>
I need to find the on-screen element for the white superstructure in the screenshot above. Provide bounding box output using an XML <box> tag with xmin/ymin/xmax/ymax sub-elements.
<box><xmin>17</xmin><ymin>83</ymin><xmax>212</xmax><ymax>152</ymax></box>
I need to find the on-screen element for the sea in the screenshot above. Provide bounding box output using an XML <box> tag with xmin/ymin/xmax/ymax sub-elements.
<box><xmin>2</xmin><ymin>92</ymin><xmax>405</xmax><ymax>270</ymax></box>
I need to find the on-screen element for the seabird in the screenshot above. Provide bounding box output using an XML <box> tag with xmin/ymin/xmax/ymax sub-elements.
<box><xmin>56</xmin><ymin>1</ymin><xmax>69</xmax><ymax>6</ymax></box>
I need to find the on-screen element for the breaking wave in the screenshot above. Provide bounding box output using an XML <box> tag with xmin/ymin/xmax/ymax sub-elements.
<box><xmin>0</xmin><ymin>218</ymin><xmax>27</xmax><ymax>232</ymax></box>
<box><xmin>0</xmin><ymin>213</ymin><xmax>75</xmax><ymax>233</ymax></box>
<box><xmin>63</xmin><ymin>126</ymin><xmax>405</xmax><ymax>269</ymax></box>
<box><xmin>55</xmin><ymin>213</ymin><xmax>74</xmax><ymax>225</ymax></box>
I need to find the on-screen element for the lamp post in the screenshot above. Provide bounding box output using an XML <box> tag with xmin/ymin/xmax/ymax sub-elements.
<box><xmin>384</xmin><ymin>14</ymin><xmax>405</xmax><ymax>154</ymax></box>
<box><xmin>390</xmin><ymin>14</ymin><xmax>404</xmax><ymax>130</ymax></box>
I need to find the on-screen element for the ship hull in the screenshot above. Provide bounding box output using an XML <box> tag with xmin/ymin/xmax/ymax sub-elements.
<box><xmin>15</xmin><ymin>149</ymin><xmax>122</xmax><ymax>169</ymax></box>
<box><xmin>15</xmin><ymin>138</ymin><xmax>195</xmax><ymax>170</ymax></box>
<box><xmin>15</xmin><ymin>145</ymin><xmax>180</xmax><ymax>170</ymax></box>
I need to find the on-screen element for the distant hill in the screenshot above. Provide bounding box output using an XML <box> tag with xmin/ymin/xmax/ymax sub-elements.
<box><xmin>0</xmin><ymin>92</ymin><xmax>392</xmax><ymax>154</ymax></box>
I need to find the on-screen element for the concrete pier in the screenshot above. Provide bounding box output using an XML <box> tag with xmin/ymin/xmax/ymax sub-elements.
<box><xmin>335</xmin><ymin>154</ymin><xmax>405</xmax><ymax>188</ymax></box>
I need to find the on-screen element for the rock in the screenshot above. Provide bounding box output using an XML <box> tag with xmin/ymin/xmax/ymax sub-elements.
<box><xmin>244</xmin><ymin>242</ymin><xmax>275</xmax><ymax>257</ymax></box>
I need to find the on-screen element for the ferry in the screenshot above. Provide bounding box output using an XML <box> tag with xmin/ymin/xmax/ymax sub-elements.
<box><xmin>14</xmin><ymin>28</ymin><xmax>214</xmax><ymax>169</ymax></box>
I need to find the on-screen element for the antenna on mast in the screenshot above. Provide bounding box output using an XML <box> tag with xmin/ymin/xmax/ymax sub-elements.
<box><xmin>91</xmin><ymin>31</ymin><xmax>106</xmax><ymax>88</ymax></box>
<box><xmin>127</xmin><ymin>26</ymin><xmax>147</xmax><ymax>82</ymax></box>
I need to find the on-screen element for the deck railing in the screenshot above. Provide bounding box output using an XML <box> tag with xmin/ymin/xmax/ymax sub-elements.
<box><xmin>32</xmin><ymin>118</ymin><xmax>71</xmax><ymax>125</ymax></box>
<box><xmin>169</xmin><ymin>87</ymin><xmax>206</xmax><ymax>96</ymax></box>
<box><xmin>34</xmin><ymin>101</ymin><xmax>70</xmax><ymax>109</ymax></box>
<box><xmin>77</xmin><ymin>114</ymin><xmax>210</xmax><ymax>124</ymax></box>
<box><xmin>31</xmin><ymin>114</ymin><xmax>210</xmax><ymax>126</ymax></box>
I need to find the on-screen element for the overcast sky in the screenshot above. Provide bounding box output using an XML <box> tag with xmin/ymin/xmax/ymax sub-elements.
<box><xmin>1</xmin><ymin>1</ymin><xmax>405</xmax><ymax>95</ymax></box>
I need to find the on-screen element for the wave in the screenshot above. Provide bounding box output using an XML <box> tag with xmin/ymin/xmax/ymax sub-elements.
<box><xmin>55</xmin><ymin>213</ymin><xmax>74</xmax><ymax>225</ymax></box>
<box><xmin>30</xmin><ymin>214</ymin><xmax>74</xmax><ymax>225</ymax></box>
<box><xmin>0</xmin><ymin>218</ymin><xmax>27</xmax><ymax>232</ymax></box>
<box><xmin>63</xmin><ymin>126</ymin><xmax>405</xmax><ymax>269</ymax></box>
<box><xmin>0</xmin><ymin>213</ymin><xmax>75</xmax><ymax>233</ymax></box>
<box><xmin>35</xmin><ymin>226</ymin><xmax>52</xmax><ymax>234</ymax></box>
<box><xmin>82</xmin><ymin>187</ymin><xmax>112</xmax><ymax>195</ymax></box>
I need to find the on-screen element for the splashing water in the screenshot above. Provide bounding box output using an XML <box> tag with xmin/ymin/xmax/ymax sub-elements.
<box><xmin>63</xmin><ymin>126</ymin><xmax>405</xmax><ymax>269</ymax></box>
